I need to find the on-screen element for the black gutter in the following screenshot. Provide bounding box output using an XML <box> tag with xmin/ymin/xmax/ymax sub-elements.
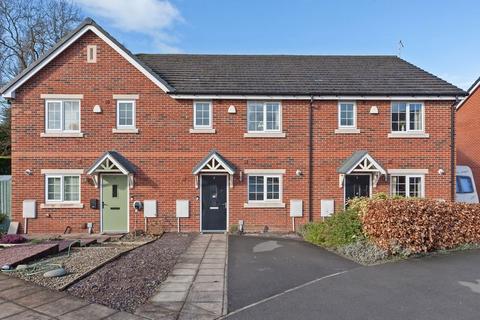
<box><xmin>451</xmin><ymin>98</ymin><xmax>459</xmax><ymax>201</ymax></box>
<box><xmin>308</xmin><ymin>96</ymin><xmax>314</xmax><ymax>222</ymax></box>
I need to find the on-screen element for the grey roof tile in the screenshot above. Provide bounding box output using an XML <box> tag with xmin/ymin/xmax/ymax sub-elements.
<box><xmin>136</xmin><ymin>54</ymin><xmax>466</xmax><ymax>96</ymax></box>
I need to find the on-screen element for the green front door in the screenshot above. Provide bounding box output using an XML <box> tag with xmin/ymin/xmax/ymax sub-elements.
<box><xmin>102</xmin><ymin>175</ymin><xmax>128</xmax><ymax>233</ymax></box>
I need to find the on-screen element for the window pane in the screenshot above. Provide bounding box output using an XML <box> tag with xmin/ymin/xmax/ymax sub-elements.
<box><xmin>47</xmin><ymin>177</ymin><xmax>62</xmax><ymax>201</ymax></box>
<box><xmin>391</xmin><ymin>176</ymin><xmax>406</xmax><ymax>197</ymax></box>
<box><xmin>409</xmin><ymin>103</ymin><xmax>423</xmax><ymax>131</ymax></box>
<box><xmin>248</xmin><ymin>176</ymin><xmax>264</xmax><ymax>201</ymax></box>
<box><xmin>456</xmin><ymin>176</ymin><xmax>474</xmax><ymax>194</ymax></box>
<box><xmin>118</xmin><ymin>102</ymin><xmax>133</xmax><ymax>126</ymax></box>
<box><xmin>266</xmin><ymin>177</ymin><xmax>280</xmax><ymax>200</ymax></box>
<box><xmin>408</xmin><ymin>177</ymin><xmax>422</xmax><ymax>197</ymax></box>
<box><xmin>340</xmin><ymin>103</ymin><xmax>354</xmax><ymax>127</ymax></box>
<box><xmin>248</xmin><ymin>103</ymin><xmax>264</xmax><ymax>131</ymax></box>
<box><xmin>391</xmin><ymin>103</ymin><xmax>407</xmax><ymax>132</ymax></box>
<box><xmin>47</xmin><ymin>102</ymin><xmax>62</xmax><ymax>130</ymax></box>
<box><xmin>266</xmin><ymin>103</ymin><xmax>280</xmax><ymax>131</ymax></box>
<box><xmin>195</xmin><ymin>103</ymin><xmax>211</xmax><ymax>127</ymax></box>
<box><xmin>64</xmin><ymin>176</ymin><xmax>80</xmax><ymax>201</ymax></box>
<box><xmin>64</xmin><ymin>101</ymin><xmax>80</xmax><ymax>131</ymax></box>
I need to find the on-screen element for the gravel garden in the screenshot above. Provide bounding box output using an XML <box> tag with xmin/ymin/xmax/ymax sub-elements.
<box><xmin>301</xmin><ymin>193</ymin><xmax>480</xmax><ymax>265</ymax></box>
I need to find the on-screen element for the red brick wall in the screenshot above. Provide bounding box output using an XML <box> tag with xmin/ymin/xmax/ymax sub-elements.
<box><xmin>10</xmin><ymin>31</ymin><xmax>455</xmax><ymax>234</ymax></box>
<box><xmin>457</xmin><ymin>86</ymin><xmax>480</xmax><ymax>191</ymax></box>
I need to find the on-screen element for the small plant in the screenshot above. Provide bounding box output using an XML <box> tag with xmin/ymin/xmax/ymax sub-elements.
<box><xmin>229</xmin><ymin>224</ymin><xmax>239</xmax><ymax>234</ymax></box>
<box><xmin>302</xmin><ymin>208</ymin><xmax>363</xmax><ymax>248</ymax></box>
<box><xmin>0</xmin><ymin>213</ymin><xmax>7</xmax><ymax>224</ymax></box>
<box><xmin>0</xmin><ymin>234</ymin><xmax>27</xmax><ymax>244</ymax></box>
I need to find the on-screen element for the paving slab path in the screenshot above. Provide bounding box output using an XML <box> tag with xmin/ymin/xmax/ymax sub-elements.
<box><xmin>0</xmin><ymin>272</ymin><xmax>146</xmax><ymax>319</ymax></box>
<box><xmin>135</xmin><ymin>233</ymin><xmax>228</xmax><ymax>320</ymax></box>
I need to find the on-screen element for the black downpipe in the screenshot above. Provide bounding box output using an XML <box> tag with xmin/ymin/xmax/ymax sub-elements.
<box><xmin>308</xmin><ymin>96</ymin><xmax>314</xmax><ymax>222</ymax></box>
<box><xmin>451</xmin><ymin>98</ymin><xmax>459</xmax><ymax>201</ymax></box>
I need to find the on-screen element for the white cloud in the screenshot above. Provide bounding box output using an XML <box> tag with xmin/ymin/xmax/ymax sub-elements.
<box><xmin>74</xmin><ymin>0</ymin><xmax>183</xmax><ymax>52</ymax></box>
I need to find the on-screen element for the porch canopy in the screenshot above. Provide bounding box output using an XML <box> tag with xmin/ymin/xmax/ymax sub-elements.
<box><xmin>337</xmin><ymin>150</ymin><xmax>386</xmax><ymax>187</ymax></box>
<box><xmin>193</xmin><ymin>150</ymin><xmax>236</xmax><ymax>188</ymax></box>
<box><xmin>87</xmin><ymin>151</ymin><xmax>136</xmax><ymax>188</ymax></box>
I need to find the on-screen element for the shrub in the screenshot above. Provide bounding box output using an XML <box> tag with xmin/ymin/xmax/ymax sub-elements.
<box><xmin>303</xmin><ymin>208</ymin><xmax>363</xmax><ymax>248</ymax></box>
<box><xmin>0</xmin><ymin>234</ymin><xmax>27</xmax><ymax>244</ymax></box>
<box><xmin>337</xmin><ymin>240</ymin><xmax>389</xmax><ymax>265</ymax></box>
<box><xmin>362</xmin><ymin>199</ymin><xmax>480</xmax><ymax>255</ymax></box>
<box><xmin>0</xmin><ymin>213</ymin><xmax>6</xmax><ymax>224</ymax></box>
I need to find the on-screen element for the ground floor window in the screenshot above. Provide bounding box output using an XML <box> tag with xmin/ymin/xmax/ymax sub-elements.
<box><xmin>391</xmin><ymin>175</ymin><xmax>424</xmax><ymax>198</ymax></box>
<box><xmin>45</xmin><ymin>175</ymin><xmax>80</xmax><ymax>203</ymax></box>
<box><xmin>248</xmin><ymin>174</ymin><xmax>282</xmax><ymax>202</ymax></box>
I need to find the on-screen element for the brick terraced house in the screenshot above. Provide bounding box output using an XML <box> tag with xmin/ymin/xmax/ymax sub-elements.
<box><xmin>0</xmin><ymin>19</ymin><xmax>466</xmax><ymax>234</ymax></box>
<box><xmin>457</xmin><ymin>77</ymin><xmax>480</xmax><ymax>193</ymax></box>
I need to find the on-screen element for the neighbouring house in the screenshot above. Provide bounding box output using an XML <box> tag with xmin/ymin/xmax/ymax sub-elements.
<box><xmin>0</xmin><ymin>18</ymin><xmax>466</xmax><ymax>234</ymax></box>
<box><xmin>456</xmin><ymin>77</ymin><xmax>480</xmax><ymax>192</ymax></box>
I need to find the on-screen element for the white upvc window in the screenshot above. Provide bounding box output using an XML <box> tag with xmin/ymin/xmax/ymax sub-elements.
<box><xmin>45</xmin><ymin>175</ymin><xmax>81</xmax><ymax>203</ymax></box>
<box><xmin>391</xmin><ymin>175</ymin><xmax>424</xmax><ymax>198</ymax></box>
<box><xmin>193</xmin><ymin>101</ymin><xmax>212</xmax><ymax>129</ymax></box>
<box><xmin>391</xmin><ymin>102</ymin><xmax>424</xmax><ymax>132</ymax></box>
<box><xmin>248</xmin><ymin>174</ymin><xmax>282</xmax><ymax>202</ymax></box>
<box><xmin>338</xmin><ymin>101</ymin><xmax>356</xmax><ymax>128</ymax></box>
<box><xmin>247</xmin><ymin>101</ymin><xmax>281</xmax><ymax>133</ymax></box>
<box><xmin>116</xmin><ymin>100</ymin><xmax>136</xmax><ymax>129</ymax></box>
<box><xmin>45</xmin><ymin>100</ymin><xmax>80</xmax><ymax>132</ymax></box>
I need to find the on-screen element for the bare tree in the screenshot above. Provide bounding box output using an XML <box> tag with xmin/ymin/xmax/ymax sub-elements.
<box><xmin>0</xmin><ymin>0</ymin><xmax>82</xmax><ymax>156</ymax></box>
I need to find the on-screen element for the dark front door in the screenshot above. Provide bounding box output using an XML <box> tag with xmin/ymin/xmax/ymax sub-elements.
<box><xmin>345</xmin><ymin>175</ymin><xmax>370</xmax><ymax>204</ymax></box>
<box><xmin>202</xmin><ymin>175</ymin><xmax>227</xmax><ymax>231</ymax></box>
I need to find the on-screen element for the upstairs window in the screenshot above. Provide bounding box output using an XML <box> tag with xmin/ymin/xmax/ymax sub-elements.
<box><xmin>116</xmin><ymin>100</ymin><xmax>135</xmax><ymax>129</ymax></box>
<box><xmin>391</xmin><ymin>175</ymin><xmax>424</xmax><ymax>198</ymax></box>
<box><xmin>194</xmin><ymin>101</ymin><xmax>212</xmax><ymax>129</ymax></box>
<box><xmin>338</xmin><ymin>102</ymin><xmax>356</xmax><ymax>128</ymax></box>
<box><xmin>46</xmin><ymin>175</ymin><xmax>80</xmax><ymax>203</ymax></box>
<box><xmin>87</xmin><ymin>45</ymin><xmax>97</xmax><ymax>63</ymax></box>
<box><xmin>391</xmin><ymin>102</ymin><xmax>424</xmax><ymax>132</ymax></box>
<box><xmin>46</xmin><ymin>100</ymin><xmax>80</xmax><ymax>132</ymax></box>
<box><xmin>247</xmin><ymin>102</ymin><xmax>281</xmax><ymax>132</ymax></box>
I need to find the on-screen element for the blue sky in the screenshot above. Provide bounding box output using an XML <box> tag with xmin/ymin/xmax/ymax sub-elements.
<box><xmin>75</xmin><ymin>0</ymin><xmax>480</xmax><ymax>90</ymax></box>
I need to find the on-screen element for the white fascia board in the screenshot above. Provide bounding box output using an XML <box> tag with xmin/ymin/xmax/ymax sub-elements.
<box><xmin>2</xmin><ymin>25</ymin><xmax>170</xmax><ymax>99</ymax></box>
<box><xmin>347</xmin><ymin>154</ymin><xmax>387</xmax><ymax>175</ymax></box>
<box><xmin>170</xmin><ymin>94</ymin><xmax>459</xmax><ymax>101</ymax></box>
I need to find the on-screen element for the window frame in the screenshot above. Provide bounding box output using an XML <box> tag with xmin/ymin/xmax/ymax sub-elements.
<box><xmin>338</xmin><ymin>101</ymin><xmax>357</xmax><ymax>129</ymax></box>
<box><xmin>45</xmin><ymin>174</ymin><xmax>81</xmax><ymax>204</ymax></box>
<box><xmin>193</xmin><ymin>101</ymin><xmax>213</xmax><ymax>129</ymax></box>
<box><xmin>247</xmin><ymin>174</ymin><xmax>283</xmax><ymax>203</ymax></box>
<box><xmin>247</xmin><ymin>101</ymin><xmax>282</xmax><ymax>133</ymax></box>
<box><xmin>45</xmin><ymin>99</ymin><xmax>81</xmax><ymax>133</ymax></box>
<box><xmin>456</xmin><ymin>175</ymin><xmax>475</xmax><ymax>194</ymax></box>
<box><xmin>390</xmin><ymin>174</ymin><xmax>425</xmax><ymax>198</ymax></box>
<box><xmin>116</xmin><ymin>100</ymin><xmax>136</xmax><ymax>130</ymax></box>
<box><xmin>390</xmin><ymin>102</ymin><xmax>425</xmax><ymax>133</ymax></box>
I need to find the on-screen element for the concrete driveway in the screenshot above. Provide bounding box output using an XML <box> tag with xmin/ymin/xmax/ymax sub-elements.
<box><xmin>227</xmin><ymin>235</ymin><xmax>480</xmax><ymax>320</ymax></box>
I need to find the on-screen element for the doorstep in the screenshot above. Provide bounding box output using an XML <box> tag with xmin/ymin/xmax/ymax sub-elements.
<box><xmin>135</xmin><ymin>233</ymin><xmax>228</xmax><ymax>320</ymax></box>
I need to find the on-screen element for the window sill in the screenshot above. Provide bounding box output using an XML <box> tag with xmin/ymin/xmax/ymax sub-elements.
<box><xmin>244</xmin><ymin>202</ymin><xmax>286</xmax><ymax>208</ymax></box>
<box><xmin>112</xmin><ymin>128</ymin><xmax>139</xmax><ymax>134</ymax></box>
<box><xmin>189</xmin><ymin>128</ymin><xmax>216</xmax><ymax>134</ymax></box>
<box><xmin>244</xmin><ymin>132</ymin><xmax>286</xmax><ymax>138</ymax></box>
<box><xmin>41</xmin><ymin>132</ymin><xmax>84</xmax><ymax>138</ymax></box>
<box><xmin>388</xmin><ymin>132</ymin><xmax>430</xmax><ymax>139</ymax></box>
<box><xmin>41</xmin><ymin>203</ymin><xmax>84</xmax><ymax>209</ymax></box>
<box><xmin>335</xmin><ymin>128</ymin><xmax>361</xmax><ymax>134</ymax></box>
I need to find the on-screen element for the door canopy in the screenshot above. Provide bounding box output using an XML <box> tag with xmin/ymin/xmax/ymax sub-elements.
<box><xmin>87</xmin><ymin>151</ymin><xmax>136</xmax><ymax>188</ymax></box>
<box><xmin>193</xmin><ymin>150</ymin><xmax>236</xmax><ymax>188</ymax></box>
<box><xmin>337</xmin><ymin>150</ymin><xmax>386</xmax><ymax>187</ymax></box>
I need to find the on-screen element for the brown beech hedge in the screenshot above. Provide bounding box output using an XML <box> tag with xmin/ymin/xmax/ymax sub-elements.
<box><xmin>361</xmin><ymin>199</ymin><xmax>480</xmax><ymax>254</ymax></box>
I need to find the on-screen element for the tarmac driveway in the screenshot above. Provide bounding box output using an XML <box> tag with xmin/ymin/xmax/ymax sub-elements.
<box><xmin>227</xmin><ymin>236</ymin><xmax>480</xmax><ymax>320</ymax></box>
<box><xmin>227</xmin><ymin>235</ymin><xmax>358</xmax><ymax>311</ymax></box>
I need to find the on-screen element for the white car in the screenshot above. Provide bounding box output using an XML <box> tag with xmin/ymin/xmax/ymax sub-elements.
<box><xmin>456</xmin><ymin>166</ymin><xmax>479</xmax><ymax>203</ymax></box>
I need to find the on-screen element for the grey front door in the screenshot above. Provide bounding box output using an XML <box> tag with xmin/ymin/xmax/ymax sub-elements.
<box><xmin>345</xmin><ymin>174</ymin><xmax>370</xmax><ymax>204</ymax></box>
<box><xmin>202</xmin><ymin>175</ymin><xmax>227</xmax><ymax>231</ymax></box>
